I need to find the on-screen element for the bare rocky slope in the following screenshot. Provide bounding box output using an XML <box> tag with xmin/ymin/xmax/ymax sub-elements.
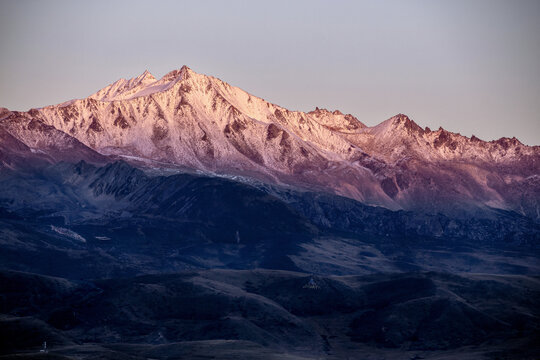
<box><xmin>0</xmin><ymin>66</ymin><xmax>538</xmax><ymax>219</ymax></box>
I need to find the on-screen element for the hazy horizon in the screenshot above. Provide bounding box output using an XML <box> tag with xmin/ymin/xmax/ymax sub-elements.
<box><xmin>1</xmin><ymin>0</ymin><xmax>539</xmax><ymax>145</ymax></box>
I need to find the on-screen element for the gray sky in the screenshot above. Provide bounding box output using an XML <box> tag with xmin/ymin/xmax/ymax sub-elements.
<box><xmin>1</xmin><ymin>0</ymin><xmax>539</xmax><ymax>144</ymax></box>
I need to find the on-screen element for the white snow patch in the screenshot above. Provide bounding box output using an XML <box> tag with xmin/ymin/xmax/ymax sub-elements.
<box><xmin>50</xmin><ymin>226</ymin><xmax>86</xmax><ymax>243</ymax></box>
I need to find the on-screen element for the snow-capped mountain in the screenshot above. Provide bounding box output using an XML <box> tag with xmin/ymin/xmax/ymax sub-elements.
<box><xmin>1</xmin><ymin>66</ymin><xmax>538</xmax><ymax>219</ymax></box>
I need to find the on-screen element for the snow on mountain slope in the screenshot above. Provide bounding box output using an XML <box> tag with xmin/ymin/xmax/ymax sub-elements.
<box><xmin>89</xmin><ymin>70</ymin><xmax>157</xmax><ymax>101</ymax></box>
<box><xmin>1</xmin><ymin>66</ymin><xmax>539</xmax><ymax>218</ymax></box>
<box><xmin>0</xmin><ymin>110</ymin><xmax>107</xmax><ymax>169</ymax></box>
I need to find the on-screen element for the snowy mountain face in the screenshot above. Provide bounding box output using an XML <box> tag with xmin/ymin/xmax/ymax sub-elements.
<box><xmin>0</xmin><ymin>107</ymin><xmax>106</xmax><ymax>169</ymax></box>
<box><xmin>0</xmin><ymin>67</ymin><xmax>538</xmax><ymax>219</ymax></box>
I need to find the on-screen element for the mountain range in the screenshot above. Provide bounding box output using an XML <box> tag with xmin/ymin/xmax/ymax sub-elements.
<box><xmin>1</xmin><ymin>66</ymin><xmax>538</xmax><ymax>219</ymax></box>
<box><xmin>0</xmin><ymin>67</ymin><xmax>539</xmax><ymax>359</ymax></box>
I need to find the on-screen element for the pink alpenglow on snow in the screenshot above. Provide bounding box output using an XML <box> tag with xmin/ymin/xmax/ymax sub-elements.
<box><xmin>1</xmin><ymin>66</ymin><xmax>538</xmax><ymax>219</ymax></box>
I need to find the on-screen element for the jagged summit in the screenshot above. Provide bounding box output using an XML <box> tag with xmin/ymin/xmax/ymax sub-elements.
<box><xmin>365</xmin><ymin>113</ymin><xmax>425</xmax><ymax>140</ymax></box>
<box><xmin>89</xmin><ymin>66</ymin><xmax>194</xmax><ymax>102</ymax></box>
<box><xmin>137</xmin><ymin>69</ymin><xmax>156</xmax><ymax>82</ymax></box>
<box><xmin>160</xmin><ymin>65</ymin><xmax>192</xmax><ymax>82</ymax></box>
<box><xmin>384</xmin><ymin>113</ymin><xmax>423</xmax><ymax>132</ymax></box>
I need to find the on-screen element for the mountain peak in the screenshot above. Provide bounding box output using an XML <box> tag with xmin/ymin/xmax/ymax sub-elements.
<box><xmin>367</xmin><ymin>113</ymin><xmax>426</xmax><ymax>140</ymax></box>
<box><xmin>137</xmin><ymin>69</ymin><xmax>156</xmax><ymax>82</ymax></box>
<box><xmin>89</xmin><ymin>67</ymin><xmax>193</xmax><ymax>101</ymax></box>
<box><xmin>90</xmin><ymin>69</ymin><xmax>158</xmax><ymax>101</ymax></box>
<box><xmin>391</xmin><ymin>113</ymin><xmax>424</xmax><ymax>133</ymax></box>
<box><xmin>161</xmin><ymin>65</ymin><xmax>193</xmax><ymax>82</ymax></box>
